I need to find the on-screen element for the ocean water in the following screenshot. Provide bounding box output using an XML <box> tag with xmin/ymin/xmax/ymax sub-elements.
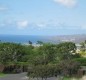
<box><xmin>0</xmin><ymin>35</ymin><xmax>52</xmax><ymax>44</ymax></box>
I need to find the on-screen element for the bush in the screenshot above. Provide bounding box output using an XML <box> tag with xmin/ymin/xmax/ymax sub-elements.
<box><xmin>73</xmin><ymin>58</ymin><xmax>86</xmax><ymax>66</ymax></box>
<box><xmin>57</xmin><ymin>60</ymin><xmax>80</xmax><ymax>76</ymax></box>
<box><xmin>27</xmin><ymin>64</ymin><xmax>59</xmax><ymax>80</ymax></box>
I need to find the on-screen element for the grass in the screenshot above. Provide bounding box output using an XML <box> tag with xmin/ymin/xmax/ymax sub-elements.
<box><xmin>62</xmin><ymin>76</ymin><xmax>81</xmax><ymax>80</ymax></box>
<box><xmin>0</xmin><ymin>72</ymin><xmax>6</xmax><ymax>78</ymax></box>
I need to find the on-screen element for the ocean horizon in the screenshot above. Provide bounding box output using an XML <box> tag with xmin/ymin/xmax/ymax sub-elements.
<box><xmin>0</xmin><ymin>34</ymin><xmax>86</xmax><ymax>44</ymax></box>
<box><xmin>0</xmin><ymin>34</ymin><xmax>53</xmax><ymax>44</ymax></box>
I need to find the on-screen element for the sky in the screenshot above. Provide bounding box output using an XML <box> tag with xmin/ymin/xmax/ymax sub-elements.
<box><xmin>0</xmin><ymin>0</ymin><xmax>86</xmax><ymax>36</ymax></box>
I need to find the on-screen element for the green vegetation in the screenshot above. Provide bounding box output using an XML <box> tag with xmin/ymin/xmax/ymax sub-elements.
<box><xmin>0</xmin><ymin>41</ymin><xmax>85</xmax><ymax>79</ymax></box>
<box><xmin>0</xmin><ymin>72</ymin><xmax>6</xmax><ymax>77</ymax></box>
<box><xmin>74</xmin><ymin>58</ymin><xmax>86</xmax><ymax>66</ymax></box>
<box><xmin>63</xmin><ymin>77</ymin><xmax>81</xmax><ymax>80</ymax></box>
<box><xmin>80</xmin><ymin>40</ymin><xmax>86</xmax><ymax>57</ymax></box>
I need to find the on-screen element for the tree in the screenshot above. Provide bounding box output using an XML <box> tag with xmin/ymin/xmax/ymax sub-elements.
<box><xmin>37</xmin><ymin>41</ymin><xmax>43</xmax><ymax>45</ymax></box>
<box><xmin>28</xmin><ymin>41</ymin><xmax>32</xmax><ymax>45</ymax></box>
<box><xmin>80</xmin><ymin>40</ymin><xmax>86</xmax><ymax>57</ymax></box>
<box><xmin>56</xmin><ymin>42</ymin><xmax>76</xmax><ymax>60</ymax></box>
<box><xmin>0</xmin><ymin>42</ymin><xmax>31</xmax><ymax>63</ymax></box>
<box><xmin>57</xmin><ymin>60</ymin><xmax>80</xmax><ymax>76</ymax></box>
<box><xmin>28</xmin><ymin>64</ymin><xmax>58</xmax><ymax>80</ymax></box>
<box><xmin>31</xmin><ymin>43</ymin><xmax>57</xmax><ymax>65</ymax></box>
<box><xmin>0</xmin><ymin>42</ymin><xmax>35</xmax><ymax>73</ymax></box>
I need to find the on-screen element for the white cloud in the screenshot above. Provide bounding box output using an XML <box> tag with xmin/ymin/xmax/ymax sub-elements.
<box><xmin>0</xmin><ymin>19</ymin><xmax>14</xmax><ymax>27</ymax></box>
<box><xmin>54</xmin><ymin>0</ymin><xmax>77</xmax><ymax>7</ymax></box>
<box><xmin>34</xmin><ymin>21</ymin><xmax>84</xmax><ymax>30</ymax></box>
<box><xmin>37</xmin><ymin>23</ymin><xmax>46</xmax><ymax>28</ymax></box>
<box><xmin>17</xmin><ymin>20</ymin><xmax>28</xmax><ymax>29</ymax></box>
<box><xmin>34</xmin><ymin>23</ymin><xmax>47</xmax><ymax>30</ymax></box>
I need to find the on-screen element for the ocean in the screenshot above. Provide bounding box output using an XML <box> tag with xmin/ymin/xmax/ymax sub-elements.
<box><xmin>0</xmin><ymin>34</ymin><xmax>84</xmax><ymax>45</ymax></box>
<box><xmin>0</xmin><ymin>35</ymin><xmax>53</xmax><ymax>44</ymax></box>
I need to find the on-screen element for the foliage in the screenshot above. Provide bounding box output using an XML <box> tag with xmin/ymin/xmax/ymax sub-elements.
<box><xmin>37</xmin><ymin>41</ymin><xmax>44</xmax><ymax>45</ymax></box>
<box><xmin>80</xmin><ymin>40</ymin><xmax>86</xmax><ymax>52</ymax></box>
<box><xmin>0</xmin><ymin>41</ymin><xmax>84</xmax><ymax>78</ymax></box>
<box><xmin>0</xmin><ymin>43</ymin><xmax>23</xmax><ymax>63</ymax></box>
<box><xmin>28</xmin><ymin>64</ymin><xmax>59</xmax><ymax>80</ymax></box>
<box><xmin>79</xmin><ymin>51</ymin><xmax>86</xmax><ymax>57</ymax></box>
<box><xmin>57</xmin><ymin>60</ymin><xmax>80</xmax><ymax>76</ymax></box>
<box><xmin>28</xmin><ymin>41</ymin><xmax>32</xmax><ymax>45</ymax></box>
<box><xmin>30</xmin><ymin>43</ymin><xmax>57</xmax><ymax>65</ymax></box>
<box><xmin>73</xmin><ymin>58</ymin><xmax>86</xmax><ymax>66</ymax></box>
<box><xmin>56</xmin><ymin>42</ymin><xmax>76</xmax><ymax>60</ymax></box>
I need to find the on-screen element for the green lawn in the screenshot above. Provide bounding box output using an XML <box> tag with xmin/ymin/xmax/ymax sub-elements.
<box><xmin>0</xmin><ymin>72</ymin><xmax>6</xmax><ymax>77</ymax></box>
<box><xmin>63</xmin><ymin>77</ymin><xmax>81</xmax><ymax>80</ymax></box>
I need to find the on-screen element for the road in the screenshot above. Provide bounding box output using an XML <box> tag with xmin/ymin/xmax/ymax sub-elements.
<box><xmin>0</xmin><ymin>72</ymin><xmax>28</xmax><ymax>80</ymax></box>
<box><xmin>0</xmin><ymin>72</ymin><xmax>61</xmax><ymax>80</ymax></box>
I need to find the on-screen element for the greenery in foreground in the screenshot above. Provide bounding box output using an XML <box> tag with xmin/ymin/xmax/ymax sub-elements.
<box><xmin>63</xmin><ymin>77</ymin><xmax>80</xmax><ymax>80</ymax></box>
<box><xmin>0</xmin><ymin>72</ymin><xmax>6</xmax><ymax>77</ymax></box>
<box><xmin>0</xmin><ymin>41</ymin><xmax>86</xmax><ymax>80</ymax></box>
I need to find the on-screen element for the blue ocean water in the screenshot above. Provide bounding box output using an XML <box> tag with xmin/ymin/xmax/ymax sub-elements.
<box><xmin>0</xmin><ymin>35</ymin><xmax>52</xmax><ymax>44</ymax></box>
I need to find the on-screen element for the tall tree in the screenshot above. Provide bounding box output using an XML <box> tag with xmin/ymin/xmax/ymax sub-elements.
<box><xmin>56</xmin><ymin>42</ymin><xmax>76</xmax><ymax>60</ymax></box>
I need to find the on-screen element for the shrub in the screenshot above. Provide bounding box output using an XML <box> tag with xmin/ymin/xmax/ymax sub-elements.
<box><xmin>73</xmin><ymin>58</ymin><xmax>86</xmax><ymax>66</ymax></box>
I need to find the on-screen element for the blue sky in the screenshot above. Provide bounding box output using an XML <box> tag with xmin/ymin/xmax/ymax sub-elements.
<box><xmin>0</xmin><ymin>0</ymin><xmax>86</xmax><ymax>35</ymax></box>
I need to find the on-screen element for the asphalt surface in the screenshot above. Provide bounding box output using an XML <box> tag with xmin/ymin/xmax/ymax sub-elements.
<box><xmin>0</xmin><ymin>72</ymin><xmax>28</xmax><ymax>80</ymax></box>
<box><xmin>0</xmin><ymin>72</ymin><xmax>60</xmax><ymax>80</ymax></box>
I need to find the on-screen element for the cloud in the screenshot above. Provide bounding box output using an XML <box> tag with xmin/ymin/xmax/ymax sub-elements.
<box><xmin>37</xmin><ymin>24</ymin><xmax>46</xmax><ymax>27</ymax></box>
<box><xmin>54</xmin><ymin>0</ymin><xmax>77</xmax><ymax>7</ymax></box>
<box><xmin>34</xmin><ymin>22</ymin><xmax>61</xmax><ymax>30</ymax></box>
<box><xmin>32</xmin><ymin>23</ymin><xmax>46</xmax><ymax>30</ymax></box>
<box><xmin>37</xmin><ymin>23</ymin><xmax>46</xmax><ymax>28</ymax></box>
<box><xmin>0</xmin><ymin>19</ymin><xmax>14</xmax><ymax>27</ymax></box>
<box><xmin>0</xmin><ymin>19</ymin><xmax>83</xmax><ymax>31</ymax></box>
<box><xmin>17</xmin><ymin>20</ymin><xmax>28</xmax><ymax>29</ymax></box>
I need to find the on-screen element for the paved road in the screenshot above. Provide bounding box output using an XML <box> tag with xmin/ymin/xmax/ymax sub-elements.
<box><xmin>0</xmin><ymin>72</ymin><xmax>60</xmax><ymax>80</ymax></box>
<box><xmin>1</xmin><ymin>73</ymin><xmax>85</xmax><ymax>80</ymax></box>
<box><xmin>0</xmin><ymin>72</ymin><xmax>28</xmax><ymax>80</ymax></box>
